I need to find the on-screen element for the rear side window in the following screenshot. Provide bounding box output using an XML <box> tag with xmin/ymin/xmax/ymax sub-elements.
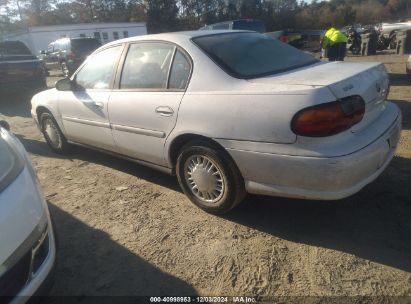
<box><xmin>192</xmin><ymin>32</ymin><xmax>318</xmax><ymax>79</ymax></box>
<box><xmin>0</xmin><ymin>41</ymin><xmax>31</xmax><ymax>55</ymax></box>
<box><xmin>169</xmin><ymin>50</ymin><xmax>191</xmax><ymax>90</ymax></box>
<box><xmin>75</xmin><ymin>45</ymin><xmax>122</xmax><ymax>90</ymax></box>
<box><xmin>120</xmin><ymin>43</ymin><xmax>175</xmax><ymax>89</ymax></box>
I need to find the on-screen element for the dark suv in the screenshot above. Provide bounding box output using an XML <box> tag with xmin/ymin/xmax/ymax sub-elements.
<box><xmin>0</xmin><ymin>41</ymin><xmax>46</xmax><ymax>93</ymax></box>
<box><xmin>40</xmin><ymin>37</ymin><xmax>101</xmax><ymax>77</ymax></box>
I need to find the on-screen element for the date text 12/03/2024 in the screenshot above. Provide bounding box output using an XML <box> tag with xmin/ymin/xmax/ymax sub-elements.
<box><xmin>149</xmin><ymin>297</ymin><xmax>257</xmax><ymax>303</ymax></box>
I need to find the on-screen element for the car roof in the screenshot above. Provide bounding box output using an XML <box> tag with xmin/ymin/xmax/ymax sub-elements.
<box><xmin>104</xmin><ymin>30</ymin><xmax>250</xmax><ymax>47</ymax></box>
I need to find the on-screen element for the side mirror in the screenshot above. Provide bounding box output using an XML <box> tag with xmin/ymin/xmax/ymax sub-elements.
<box><xmin>55</xmin><ymin>78</ymin><xmax>73</xmax><ymax>91</ymax></box>
<box><xmin>0</xmin><ymin>120</ymin><xmax>10</xmax><ymax>131</ymax></box>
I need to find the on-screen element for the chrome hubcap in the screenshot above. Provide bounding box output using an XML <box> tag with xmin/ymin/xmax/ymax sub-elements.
<box><xmin>184</xmin><ymin>155</ymin><xmax>224</xmax><ymax>204</ymax></box>
<box><xmin>44</xmin><ymin>119</ymin><xmax>61</xmax><ymax>148</ymax></box>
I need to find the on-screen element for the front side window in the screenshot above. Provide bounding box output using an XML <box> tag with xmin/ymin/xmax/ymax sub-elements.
<box><xmin>75</xmin><ymin>45</ymin><xmax>122</xmax><ymax>90</ymax></box>
<box><xmin>193</xmin><ymin>32</ymin><xmax>318</xmax><ymax>79</ymax></box>
<box><xmin>120</xmin><ymin>42</ymin><xmax>175</xmax><ymax>89</ymax></box>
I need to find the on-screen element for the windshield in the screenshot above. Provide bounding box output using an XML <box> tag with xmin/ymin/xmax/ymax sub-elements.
<box><xmin>0</xmin><ymin>41</ymin><xmax>32</xmax><ymax>56</ymax></box>
<box><xmin>192</xmin><ymin>32</ymin><xmax>318</xmax><ymax>79</ymax></box>
<box><xmin>233</xmin><ymin>20</ymin><xmax>266</xmax><ymax>33</ymax></box>
<box><xmin>71</xmin><ymin>39</ymin><xmax>101</xmax><ymax>53</ymax></box>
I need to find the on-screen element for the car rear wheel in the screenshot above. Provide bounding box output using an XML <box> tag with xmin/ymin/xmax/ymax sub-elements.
<box><xmin>389</xmin><ymin>32</ymin><xmax>397</xmax><ymax>50</ymax></box>
<box><xmin>176</xmin><ymin>140</ymin><xmax>245</xmax><ymax>214</ymax></box>
<box><xmin>40</xmin><ymin>112</ymin><xmax>70</xmax><ymax>154</ymax></box>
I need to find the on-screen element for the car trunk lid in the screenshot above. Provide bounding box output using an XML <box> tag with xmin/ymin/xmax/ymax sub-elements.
<box><xmin>249</xmin><ymin>61</ymin><xmax>389</xmax><ymax>134</ymax></box>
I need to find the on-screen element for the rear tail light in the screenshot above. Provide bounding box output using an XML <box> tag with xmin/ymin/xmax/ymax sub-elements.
<box><xmin>280</xmin><ymin>35</ymin><xmax>288</xmax><ymax>43</ymax></box>
<box><xmin>291</xmin><ymin>96</ymin><xmax>365</xmax><ymax>137</ymax></box>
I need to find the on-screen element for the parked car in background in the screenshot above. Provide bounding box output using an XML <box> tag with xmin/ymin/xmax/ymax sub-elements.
<box><xmin>199</xmin><ymin>19</ymin><xmax>266</xmax><ymax>33</ymax></box>
<box><xmin>0</xmin><ymin>120</ymin><xmax>56</xmax><ymax>302</ymax></box>
<box><xmin>378</xmin><ymin>21</ymin><xmax>411</xmax><ymax>49</ymax></box>
<box><xmin>40</xmin><ymin>37</ymin><xmax>101</xmax><ymax>77</ymax></box>
<box><xmin>0</xmin><ymin>41</ymin><xmax>47</xmax><ymax>93</ymax></box>
<box><xmin>266</xmin><ymin>30</ymin><xmax>324</xmax><ymax>51</ymax></box>
<box><xmin>31</xmin><ymin>31</ymin><xmax>401</xmax><ymax>214</ymax></box>
<box><xmin>406</xmin><ymin>55</ymin><xmax>411</xmax><ymax>75</ymax></box>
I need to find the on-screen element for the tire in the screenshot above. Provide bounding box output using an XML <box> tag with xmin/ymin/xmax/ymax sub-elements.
<box><xmin>176</xmin><ymin>140</ymin><xmax>246</xmax><ymax>214</ymax></box>
<box><xmin>61</xmin><ymin>61</ymin><xmax>70</xmax><ymax>78</ymax></box>
<box><xmin>40</xmin><ymin>112</ymin><xmax>70</xmax><ymax>154</ymax></box>
<box><xmin>389</xmin><ymin>32</ymin><xmax>397</xmax><ymax>50</ymax></box>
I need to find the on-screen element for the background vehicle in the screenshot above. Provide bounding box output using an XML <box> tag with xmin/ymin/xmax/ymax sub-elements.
<box><xmin>40</xmin><ymin>37</ymin><xmax>101</xmax><ymax>77</ymax></box>
<box><xmin>2</xmin><ymin>22</ymin><xmax>147</xmax><ymax>54</ymax></box>
<box><xmin>378</xmin><ymin>21</ymin><xmax>411</xmax><ymax>49</ymax></box>
<box><xmin>346</xmin><ymin>28</ymin><xmax>362</xmax><ymax>55</ymax></box>
<box><xmin>266</xmin><ymin>30</ymin><xmax>307</xmax><ymax>49</ymax></box>
<box><xmin>31</xmin><ymin>31</ymin><xmax>401</xmax><ymax>215</ymax></box>
<box><xmin>0</xmin><ymin>41</ymin><xmax>47</xmax><ymax>93</ymax></box>
<box><xmin>199</xmin><ymin>19</ymin><xmax>266</xmax><ymax>33</ymax></box>
<box><xmin>0</xmin><ymin>120</ymin><xmax>56</xmax><ymax>301</ymax></box>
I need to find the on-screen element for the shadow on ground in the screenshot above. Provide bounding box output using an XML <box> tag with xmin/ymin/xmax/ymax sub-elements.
<box><xmin>19</xmin><ymin>133</ymin><xmax>411</xmax><ymax>274</ymax></box>
<box><xmin>225</xmin><ymin>155</ymin><xmax>411</xmax><ymax>273</ymax></box>
<box><xmin>44</xmin><ymin>204</ymin><xmax>196</xmax><ymax>301</ymax></box>
<box><xmin>16</xmin><ymin>135</ymin><xmax>181</xmax><ymax>193</ymax></box>
<box><xmin>392</xmin><ymin>100</ymin><xmax>411</xmax><ymax>130</ymax></box>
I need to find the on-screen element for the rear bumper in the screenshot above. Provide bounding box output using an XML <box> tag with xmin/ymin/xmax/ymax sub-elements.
<box><xmin>224</xmin><ymin>106</ymin><xmax>402</xmax><ymax>200</ymax></box>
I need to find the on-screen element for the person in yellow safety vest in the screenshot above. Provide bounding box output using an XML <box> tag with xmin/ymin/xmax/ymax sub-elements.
<box><xmin>322</xmin><ymin>27</ymin><xmax>348</xmax><ymax>61</ymax></box>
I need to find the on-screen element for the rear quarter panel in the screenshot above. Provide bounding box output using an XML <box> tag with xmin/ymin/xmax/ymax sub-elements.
<box><xmin>173</xmin><ymin>85</ymin><xmax>336</xmax><ymax>144</ymax></box>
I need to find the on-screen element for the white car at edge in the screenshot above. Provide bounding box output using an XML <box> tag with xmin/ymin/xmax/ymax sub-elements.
<box><xmin>0</xmin><ymin>121</ymin><xmax>56</xmax><ymax>302</ymax></box>
<box><xmin>31</xmin><ymin>30</ymin><xmax>402</xmax><ymax>214</ymax></box>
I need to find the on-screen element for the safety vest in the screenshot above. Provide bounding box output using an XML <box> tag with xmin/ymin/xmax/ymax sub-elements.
<box><xmin>322</xmin><ymin>28</ymin><xmax>348</xmax><ymax>48</ymax></box>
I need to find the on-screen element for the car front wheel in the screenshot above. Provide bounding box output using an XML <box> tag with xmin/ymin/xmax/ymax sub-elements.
<box><xmin>40</xmin><ymin>112</ymin><xmax>70</xmax><ymax>154</ymax></box>
<box><xmin>176</xmin><ymin>141</ymin><xmax>245</xmax><ymax>214</ymax></box>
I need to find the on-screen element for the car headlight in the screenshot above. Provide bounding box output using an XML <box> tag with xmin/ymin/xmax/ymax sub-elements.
<box><xmin>0</xmin><ymin>129</ymin><xmax>25</xmax><ymax>193</ymax></box>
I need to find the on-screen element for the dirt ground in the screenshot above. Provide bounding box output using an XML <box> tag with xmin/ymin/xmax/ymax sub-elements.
<box><xmin>1</xmin><ymin>53</ymin><xmax>410</xmax><ymax>300</ymax></box>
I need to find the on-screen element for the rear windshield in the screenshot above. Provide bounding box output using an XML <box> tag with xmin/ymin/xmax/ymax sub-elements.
<box><xmin>233</xmin><ymin>20</ymin><xmax>266</xmax><ymax>33</ymax></box>
<box><xmin>192</xmin><ymin>32</ymin><xmax>318</xmax><ymax>79</ymax></box>
<box><xmin>0</xmin><ymin>41</ymin><xmax>32</xmax><ymax>55</ymax></box>
<box><xmin>71</xmin><ymin>39</ymin><xmax>101</xmax><ymax>52</ymax></box>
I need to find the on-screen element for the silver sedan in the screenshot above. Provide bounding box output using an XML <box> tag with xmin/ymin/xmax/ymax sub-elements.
<box><xmin>31</xmin><ymin>31</ymin><xmax>401</xmax><ymax>214</ymax></box>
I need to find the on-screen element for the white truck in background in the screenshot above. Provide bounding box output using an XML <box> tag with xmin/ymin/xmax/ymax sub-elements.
<box><xmin>1</xmin><ymin>22</ymin><xmax>147</xmax><ymax>55</ymax></box>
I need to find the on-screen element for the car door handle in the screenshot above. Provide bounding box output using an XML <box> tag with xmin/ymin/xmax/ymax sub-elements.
<box><xmin>93</xmin><ymin>101</ymin><xmax>104</xmax><ymax>108</ymax></box>
<box><xmin>155</xmin><ymin>106</ymin><xmax>174</xmax><ymax>117</ymax></box>
<box><xmin>82</xmin><ymin>100</ymin><xmax>104</xmax><ymax>109</ymax></box>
